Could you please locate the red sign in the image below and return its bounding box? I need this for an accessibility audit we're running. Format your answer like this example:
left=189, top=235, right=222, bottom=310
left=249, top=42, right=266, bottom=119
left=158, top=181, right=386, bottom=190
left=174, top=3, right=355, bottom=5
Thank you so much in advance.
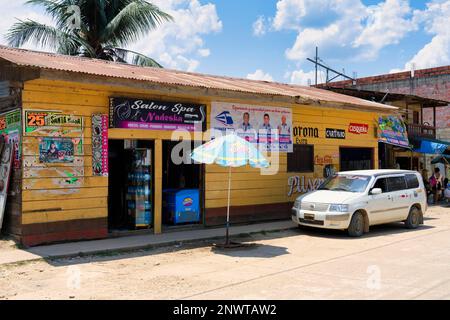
left=348, top=123, right=369, bottom=134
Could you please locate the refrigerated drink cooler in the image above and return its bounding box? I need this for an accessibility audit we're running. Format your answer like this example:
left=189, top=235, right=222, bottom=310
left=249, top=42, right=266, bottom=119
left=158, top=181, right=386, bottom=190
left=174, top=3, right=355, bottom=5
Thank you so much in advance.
left=127, top=148, right=152, bottom=228
left=162, top=189, right=200, bottom=225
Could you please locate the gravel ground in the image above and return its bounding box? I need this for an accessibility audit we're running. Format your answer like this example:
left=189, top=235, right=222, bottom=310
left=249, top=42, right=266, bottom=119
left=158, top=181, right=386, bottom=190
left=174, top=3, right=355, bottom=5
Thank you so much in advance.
left=0, top=204, right=449, bottom=300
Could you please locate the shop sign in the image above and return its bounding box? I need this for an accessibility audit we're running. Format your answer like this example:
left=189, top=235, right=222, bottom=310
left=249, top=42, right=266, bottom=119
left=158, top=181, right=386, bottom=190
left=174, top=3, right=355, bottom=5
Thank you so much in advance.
left=323, top=164, right=336, bottom=178
left=39, top=137, right=74, bottom=163
left=109, top=97, right=206, bottom=132
left=314, top=155, right=333, bottom=166
left=293, top=126, right=319, bottom=138
left=0, top=109, right=21, bottom=169
left=326, top=128, right=346, bottom=139
left=288, top=176, right=325, bottom=196
left=348, top=123, right=368, bottom=135
left=377, top=115, right=409, bottom=148
left=24, top=110, right=83, bottom=136
left=211, top=102, right=293, bottom=152
left=92, top=114, right=108, bottom=176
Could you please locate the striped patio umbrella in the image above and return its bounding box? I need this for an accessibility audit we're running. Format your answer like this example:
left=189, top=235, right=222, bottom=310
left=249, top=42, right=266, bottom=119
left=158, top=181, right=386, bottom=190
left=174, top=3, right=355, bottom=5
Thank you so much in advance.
left=191, top=133, right=270, bottom=245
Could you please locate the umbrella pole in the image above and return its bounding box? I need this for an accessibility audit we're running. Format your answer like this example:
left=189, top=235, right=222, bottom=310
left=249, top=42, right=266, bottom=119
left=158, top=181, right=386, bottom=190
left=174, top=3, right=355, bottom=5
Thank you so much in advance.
left=226, top=166, right=231, bottom=245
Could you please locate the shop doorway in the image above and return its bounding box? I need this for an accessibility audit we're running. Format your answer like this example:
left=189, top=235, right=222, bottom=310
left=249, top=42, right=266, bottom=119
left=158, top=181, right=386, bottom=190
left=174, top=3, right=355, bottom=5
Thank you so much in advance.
left=340, top=147, right=374, bottom=171
left=108, top=140, right=154, bottom=231
left=396, top=156, right=419, bottom=170
left=162, top=140, right=204, bottom=228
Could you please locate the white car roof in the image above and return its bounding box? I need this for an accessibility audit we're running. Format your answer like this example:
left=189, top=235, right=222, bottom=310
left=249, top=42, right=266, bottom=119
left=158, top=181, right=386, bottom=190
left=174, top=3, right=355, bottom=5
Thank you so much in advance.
left=337, top=169, right=419, bottom=177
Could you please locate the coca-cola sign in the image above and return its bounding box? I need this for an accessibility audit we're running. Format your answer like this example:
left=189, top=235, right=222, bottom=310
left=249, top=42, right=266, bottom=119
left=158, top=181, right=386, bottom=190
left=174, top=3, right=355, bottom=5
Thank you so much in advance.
left=348, top=123, right=369, bottom=134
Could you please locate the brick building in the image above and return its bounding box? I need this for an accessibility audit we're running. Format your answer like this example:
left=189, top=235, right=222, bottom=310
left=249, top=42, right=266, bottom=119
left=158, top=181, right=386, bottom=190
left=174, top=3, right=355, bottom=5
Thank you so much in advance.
left=321, top=66, right=450, bottom=142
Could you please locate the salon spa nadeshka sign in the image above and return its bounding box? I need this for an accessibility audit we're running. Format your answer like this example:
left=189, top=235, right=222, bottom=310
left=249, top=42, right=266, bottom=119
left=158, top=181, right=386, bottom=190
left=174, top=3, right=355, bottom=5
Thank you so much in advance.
left=109, top=98, right=206, bottom=132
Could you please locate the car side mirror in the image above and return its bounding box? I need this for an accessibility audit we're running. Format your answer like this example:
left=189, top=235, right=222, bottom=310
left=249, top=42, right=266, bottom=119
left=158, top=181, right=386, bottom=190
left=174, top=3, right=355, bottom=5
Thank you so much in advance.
left=370, top=188, right=382, bottom=195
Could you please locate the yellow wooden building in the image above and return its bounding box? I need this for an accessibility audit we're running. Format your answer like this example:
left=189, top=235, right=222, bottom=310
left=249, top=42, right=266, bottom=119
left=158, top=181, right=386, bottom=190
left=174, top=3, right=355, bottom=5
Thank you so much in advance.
left=0, top=46, right=397, bottom=246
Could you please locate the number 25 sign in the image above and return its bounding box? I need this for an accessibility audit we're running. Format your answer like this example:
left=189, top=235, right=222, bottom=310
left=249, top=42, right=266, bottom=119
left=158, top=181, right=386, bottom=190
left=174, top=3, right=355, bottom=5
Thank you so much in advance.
left=26, top=112, right=47, bottom=127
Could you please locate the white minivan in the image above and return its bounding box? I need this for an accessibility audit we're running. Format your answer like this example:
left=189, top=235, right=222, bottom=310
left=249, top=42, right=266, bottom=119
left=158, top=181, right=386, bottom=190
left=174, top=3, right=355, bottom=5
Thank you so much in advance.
left=291, top=170, right=427, bottom=237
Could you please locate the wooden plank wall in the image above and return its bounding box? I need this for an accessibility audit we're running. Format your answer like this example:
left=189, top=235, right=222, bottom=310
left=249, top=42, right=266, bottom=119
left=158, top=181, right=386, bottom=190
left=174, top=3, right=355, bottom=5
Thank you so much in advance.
left=19, top=78, right=210, bottom=245
left=21, top=80, right=110, bottom=245
left=20, top=78, right=383, bottom=244
left=204, top=104, right=381, bottom=225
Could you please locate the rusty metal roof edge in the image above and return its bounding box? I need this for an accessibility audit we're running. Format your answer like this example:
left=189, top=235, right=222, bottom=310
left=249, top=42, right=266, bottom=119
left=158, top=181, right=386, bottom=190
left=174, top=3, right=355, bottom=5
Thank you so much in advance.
left=39, top=68, right=399, bottom=113
left=0, top=45, right=398, bottom=111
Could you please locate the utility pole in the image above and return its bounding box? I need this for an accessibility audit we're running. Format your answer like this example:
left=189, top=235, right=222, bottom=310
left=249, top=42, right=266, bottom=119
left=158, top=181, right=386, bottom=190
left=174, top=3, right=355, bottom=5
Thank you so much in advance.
left=307, top=47, right=356, bottom=86
left=315, top=46, right=318, bottom=86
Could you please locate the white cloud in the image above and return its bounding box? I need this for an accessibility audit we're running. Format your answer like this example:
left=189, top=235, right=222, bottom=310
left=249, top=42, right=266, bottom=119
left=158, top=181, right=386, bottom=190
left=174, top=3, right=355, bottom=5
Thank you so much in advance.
left=273, top=0, right=368, bottom=63
left=405, top=0, right=450, bottom=69
left=198, top=48, right=210, bottom=57
left=389, top=68, right=404, bottom=74
left=1, top=0, right=222, bottom=72
left=0, top=1, right=53, bottom=49
left=130, top=0, right=222, bottom=71
left=353, top=0, right=417, bottom=59
left=273, top=0, right=336, bottom=31
left=271, top=0, right=417, bottom=65
left=288, top=69, right=325, bottom=86
left=253, top=16, right=267, bottom=37
left=246, top=69, right=274, bottom=82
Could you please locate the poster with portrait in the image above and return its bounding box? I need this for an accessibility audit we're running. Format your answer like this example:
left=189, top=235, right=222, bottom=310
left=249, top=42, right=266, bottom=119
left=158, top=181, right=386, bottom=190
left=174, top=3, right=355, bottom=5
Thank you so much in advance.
left=39, top=137, right=74, bottom=163
left=211, top=102, right=293, bottom=152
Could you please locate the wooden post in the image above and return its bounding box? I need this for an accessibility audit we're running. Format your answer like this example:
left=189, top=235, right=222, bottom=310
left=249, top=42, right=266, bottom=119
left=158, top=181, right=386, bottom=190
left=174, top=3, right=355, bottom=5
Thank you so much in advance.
left=154, top=139, right=162, bottom=234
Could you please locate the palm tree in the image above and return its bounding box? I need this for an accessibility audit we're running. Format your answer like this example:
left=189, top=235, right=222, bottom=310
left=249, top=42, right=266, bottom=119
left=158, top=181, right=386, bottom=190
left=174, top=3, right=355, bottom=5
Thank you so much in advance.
left=6, top=0, right=173, bottom=67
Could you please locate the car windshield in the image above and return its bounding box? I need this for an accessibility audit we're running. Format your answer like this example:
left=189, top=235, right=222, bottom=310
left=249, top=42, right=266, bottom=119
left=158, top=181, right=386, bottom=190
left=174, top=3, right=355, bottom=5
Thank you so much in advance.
left=318, top=175, right=370, bottom=193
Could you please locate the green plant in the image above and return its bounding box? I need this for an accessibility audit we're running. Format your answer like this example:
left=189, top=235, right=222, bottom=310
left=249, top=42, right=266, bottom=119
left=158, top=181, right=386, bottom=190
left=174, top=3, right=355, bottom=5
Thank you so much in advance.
left=6, top=0, right=173, bottom=67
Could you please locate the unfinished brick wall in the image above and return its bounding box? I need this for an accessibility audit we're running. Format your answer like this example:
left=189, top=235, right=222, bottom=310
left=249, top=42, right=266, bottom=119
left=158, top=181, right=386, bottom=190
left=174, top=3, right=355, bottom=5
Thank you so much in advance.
left=326, top=66, right=450, bottom=133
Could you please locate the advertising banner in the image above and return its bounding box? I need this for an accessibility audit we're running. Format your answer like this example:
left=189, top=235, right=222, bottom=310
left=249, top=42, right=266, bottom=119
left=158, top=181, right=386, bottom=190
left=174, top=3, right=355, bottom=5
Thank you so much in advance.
left=0, top=143, right=14, bottom=231
left=39, top=137, right=74, bottom=163
left=24, top=110, right=83, bottom=136
left=92, top=114, right=109, bottom=176
left=211, top=102, right=293, bottom=152
left=378, top=115, right=409, bottom=148
left=109, top=97, right=206, bottom=132
left=0, top=109, right=21, bottom=169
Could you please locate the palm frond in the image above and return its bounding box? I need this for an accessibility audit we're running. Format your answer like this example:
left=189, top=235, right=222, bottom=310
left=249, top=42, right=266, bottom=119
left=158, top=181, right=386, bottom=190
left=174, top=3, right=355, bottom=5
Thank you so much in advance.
left=25, top=0, right=77, bottom=29
left=109, top=47, right=163, bottom=67
left=100, top=0, right=173, bottom=46
left=6, top=19, right=79, bottom=51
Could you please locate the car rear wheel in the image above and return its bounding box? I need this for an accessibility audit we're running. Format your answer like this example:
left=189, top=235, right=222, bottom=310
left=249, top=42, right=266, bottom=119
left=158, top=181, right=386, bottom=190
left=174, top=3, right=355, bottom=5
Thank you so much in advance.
left=405, top=206, right=422, bottom=229
left=348, top=211, right=365, bottom=237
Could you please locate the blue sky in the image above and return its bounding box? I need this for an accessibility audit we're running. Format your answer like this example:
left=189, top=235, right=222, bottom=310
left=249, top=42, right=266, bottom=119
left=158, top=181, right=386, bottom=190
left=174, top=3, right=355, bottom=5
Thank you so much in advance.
left=2, top=0, right=450, bottom=85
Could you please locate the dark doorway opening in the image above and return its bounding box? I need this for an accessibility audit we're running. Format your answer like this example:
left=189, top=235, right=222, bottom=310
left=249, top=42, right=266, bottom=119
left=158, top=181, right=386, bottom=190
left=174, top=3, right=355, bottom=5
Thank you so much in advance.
left=162, top=140, right=204, bottom=227
left=340, top=147, right=374, bottom=171
left=108, top=139, right=154, bottom=231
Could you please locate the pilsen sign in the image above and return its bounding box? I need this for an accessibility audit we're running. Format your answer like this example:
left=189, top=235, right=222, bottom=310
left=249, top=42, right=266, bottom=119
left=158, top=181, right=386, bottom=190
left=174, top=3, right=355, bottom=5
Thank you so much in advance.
left=109, top=97, right=206, bottom=132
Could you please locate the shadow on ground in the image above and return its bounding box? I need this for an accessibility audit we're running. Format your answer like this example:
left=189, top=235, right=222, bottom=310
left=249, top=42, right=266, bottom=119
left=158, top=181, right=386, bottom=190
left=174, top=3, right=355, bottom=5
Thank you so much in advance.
left=295, top=222, right=434, bottom=239
left=3, top=215, right=439, bottom=268
left=211, top=243, right=289, bottom=258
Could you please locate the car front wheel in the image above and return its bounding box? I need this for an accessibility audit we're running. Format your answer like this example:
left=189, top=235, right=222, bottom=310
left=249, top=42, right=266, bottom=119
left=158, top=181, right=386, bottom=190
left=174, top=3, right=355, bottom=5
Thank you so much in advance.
left=348, top=211, right=365, bottom=237
left=405, top=206, right=422, bottom=229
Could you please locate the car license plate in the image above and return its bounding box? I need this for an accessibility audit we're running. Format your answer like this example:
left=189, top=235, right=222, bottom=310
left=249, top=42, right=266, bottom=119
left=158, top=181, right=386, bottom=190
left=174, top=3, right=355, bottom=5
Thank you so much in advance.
left=304, top=213, right=315, bottom=220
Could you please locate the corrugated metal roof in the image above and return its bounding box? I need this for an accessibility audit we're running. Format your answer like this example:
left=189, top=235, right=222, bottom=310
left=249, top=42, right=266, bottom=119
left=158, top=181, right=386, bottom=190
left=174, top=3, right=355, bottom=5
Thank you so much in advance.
left=0, top=45, right=396, bottom=111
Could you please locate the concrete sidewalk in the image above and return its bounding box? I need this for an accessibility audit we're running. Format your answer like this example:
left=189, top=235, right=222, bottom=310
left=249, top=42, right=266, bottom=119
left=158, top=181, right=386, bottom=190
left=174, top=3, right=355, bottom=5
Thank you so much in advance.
left=0, top=220, right=295, bottom=265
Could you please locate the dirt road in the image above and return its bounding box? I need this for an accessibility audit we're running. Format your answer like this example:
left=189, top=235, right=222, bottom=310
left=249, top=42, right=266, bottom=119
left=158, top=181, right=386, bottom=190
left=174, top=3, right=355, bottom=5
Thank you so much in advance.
left=1, top=205, right=449, bottom=300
